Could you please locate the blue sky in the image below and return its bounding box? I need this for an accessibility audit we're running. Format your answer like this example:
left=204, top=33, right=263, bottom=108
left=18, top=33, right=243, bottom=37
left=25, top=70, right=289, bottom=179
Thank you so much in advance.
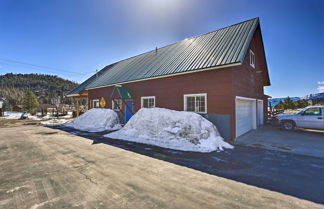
left=0, top=0, right=323, bottom=98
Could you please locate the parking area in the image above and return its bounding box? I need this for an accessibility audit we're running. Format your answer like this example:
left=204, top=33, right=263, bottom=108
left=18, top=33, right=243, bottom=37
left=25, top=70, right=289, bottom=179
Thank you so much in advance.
left=2, top=125, right=323, bottom=209
left=235, top=125, right=324, bottom=158
left=53, top=124, right=324, bottom=204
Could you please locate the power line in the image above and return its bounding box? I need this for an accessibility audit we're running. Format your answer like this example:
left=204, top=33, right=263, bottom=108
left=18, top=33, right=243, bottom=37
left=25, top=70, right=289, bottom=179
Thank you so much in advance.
left=0, top=57, right=96, bottom=75
left=0, top=61, right=95, bottom=77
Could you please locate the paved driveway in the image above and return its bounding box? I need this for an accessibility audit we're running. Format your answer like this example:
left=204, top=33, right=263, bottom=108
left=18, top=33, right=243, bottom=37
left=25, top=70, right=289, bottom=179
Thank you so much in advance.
left=235, top=125, right=324, bottom=158
left=2, top=125, right=322, bottom=209
left=53, top=125, right=324, bottom=204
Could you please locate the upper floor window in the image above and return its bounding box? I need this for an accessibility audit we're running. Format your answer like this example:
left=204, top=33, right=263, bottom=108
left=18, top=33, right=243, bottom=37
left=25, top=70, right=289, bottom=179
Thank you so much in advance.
left=184, top=93, right=207, bottom=113
left=112, top=99, right=122, bottom=111
left=250, top=49, right=255, bottom=69
left=92, top=99, right=99, bottom=108
left=141, top=96, right=155, bottom=108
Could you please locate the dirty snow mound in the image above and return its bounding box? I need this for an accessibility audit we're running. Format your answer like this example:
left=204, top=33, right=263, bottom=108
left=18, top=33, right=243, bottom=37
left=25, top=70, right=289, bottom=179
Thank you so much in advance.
left=64, top=108, right=121, bottom=132
left=105, top=108, right=233, bottom=152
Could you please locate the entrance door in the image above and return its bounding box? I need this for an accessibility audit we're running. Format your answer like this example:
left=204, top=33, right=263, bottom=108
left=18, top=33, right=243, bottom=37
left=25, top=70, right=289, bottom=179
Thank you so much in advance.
left=125, top=100, right=134, bottom=123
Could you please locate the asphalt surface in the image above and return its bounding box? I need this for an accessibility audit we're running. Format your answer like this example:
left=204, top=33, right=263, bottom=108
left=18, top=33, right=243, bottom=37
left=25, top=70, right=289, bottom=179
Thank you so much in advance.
left=3, top=125, right=323, bottom=209
left=235, top=125, right=324, bottom=158
left=52, top=125, right=324, bottom=204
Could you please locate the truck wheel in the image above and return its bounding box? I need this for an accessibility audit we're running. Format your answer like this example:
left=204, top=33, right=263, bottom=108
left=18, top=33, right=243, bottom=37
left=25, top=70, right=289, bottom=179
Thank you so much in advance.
left=281, top=121, right=295, bottom=131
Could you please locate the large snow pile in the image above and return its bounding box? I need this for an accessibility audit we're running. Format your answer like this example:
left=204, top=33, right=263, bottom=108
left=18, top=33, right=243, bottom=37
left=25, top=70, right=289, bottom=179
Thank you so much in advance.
left=64, top=108, right=121, bottom=132
left=105, top=108, right=233, bottom=152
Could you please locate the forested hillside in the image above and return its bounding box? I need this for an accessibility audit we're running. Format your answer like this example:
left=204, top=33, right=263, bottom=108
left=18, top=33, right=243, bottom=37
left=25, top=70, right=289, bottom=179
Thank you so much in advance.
left=0, top=73, right=78, bottom=109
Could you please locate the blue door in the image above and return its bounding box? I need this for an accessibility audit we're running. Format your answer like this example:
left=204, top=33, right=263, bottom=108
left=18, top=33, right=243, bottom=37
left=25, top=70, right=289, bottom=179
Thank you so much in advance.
left=125, top=101, right=134, bottom=122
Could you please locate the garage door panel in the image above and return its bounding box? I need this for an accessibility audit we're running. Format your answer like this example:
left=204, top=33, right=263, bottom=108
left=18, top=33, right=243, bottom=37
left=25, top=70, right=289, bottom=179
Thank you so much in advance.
left=236, top=99, right=255, bottom=137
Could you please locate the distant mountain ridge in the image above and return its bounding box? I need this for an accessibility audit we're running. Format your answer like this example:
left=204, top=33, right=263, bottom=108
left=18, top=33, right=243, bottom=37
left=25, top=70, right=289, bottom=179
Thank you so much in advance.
left=0, top=73, right=78, bottom=108
left=269, top=92, right=324, bottom=106
left=302, top=92, right=324, bottom=100
left=269, top=97, right=300, bottom=107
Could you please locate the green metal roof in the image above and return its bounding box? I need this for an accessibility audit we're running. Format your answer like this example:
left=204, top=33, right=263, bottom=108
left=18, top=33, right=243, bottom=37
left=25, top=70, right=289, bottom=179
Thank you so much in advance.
left=68, top=18, right=259, bottom=96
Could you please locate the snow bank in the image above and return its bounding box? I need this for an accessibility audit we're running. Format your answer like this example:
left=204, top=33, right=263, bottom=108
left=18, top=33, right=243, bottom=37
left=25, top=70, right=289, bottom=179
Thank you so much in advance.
left=105, top=108, right=233, bottom=152
left=64, top=108, right=121, bottom=132
left=2, top=111, right=23, bottom=119
left=2, top=111, right=43, bottom=120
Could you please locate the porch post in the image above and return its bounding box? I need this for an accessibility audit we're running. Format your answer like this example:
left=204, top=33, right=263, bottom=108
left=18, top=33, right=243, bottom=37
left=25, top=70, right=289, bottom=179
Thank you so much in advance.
left=76, top=98, right=80, bottom=117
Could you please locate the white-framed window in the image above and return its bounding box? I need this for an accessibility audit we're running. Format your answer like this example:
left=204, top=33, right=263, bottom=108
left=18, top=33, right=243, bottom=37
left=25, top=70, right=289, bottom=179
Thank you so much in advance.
left=141, top=96, right=155, bottom=108
left=92, top=99, right=99, bottom=108
left=250, top=49, right=255, bottom=68
left=112, top=99, right=122, bottom=111
left=184, top=93, right=207, bottom=113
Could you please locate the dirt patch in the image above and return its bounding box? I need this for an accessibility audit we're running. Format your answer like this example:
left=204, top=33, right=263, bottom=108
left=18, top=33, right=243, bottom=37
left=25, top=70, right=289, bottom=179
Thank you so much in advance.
left=0, top=118, right=42, bottom=127
left=153, top=153, right=167, bottom=160
left=271, top=144, right=292, bottom=151
left=252, top=143, right=265, bottom=148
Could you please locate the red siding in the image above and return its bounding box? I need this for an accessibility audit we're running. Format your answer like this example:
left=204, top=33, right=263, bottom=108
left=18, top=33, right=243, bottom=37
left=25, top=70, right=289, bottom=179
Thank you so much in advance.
left=87, top=27, right=269, bottom=139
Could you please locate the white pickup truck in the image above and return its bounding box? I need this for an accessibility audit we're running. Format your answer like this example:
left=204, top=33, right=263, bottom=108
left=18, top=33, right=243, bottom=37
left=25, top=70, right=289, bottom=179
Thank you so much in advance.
left=272, top=106, right=324, bottom=131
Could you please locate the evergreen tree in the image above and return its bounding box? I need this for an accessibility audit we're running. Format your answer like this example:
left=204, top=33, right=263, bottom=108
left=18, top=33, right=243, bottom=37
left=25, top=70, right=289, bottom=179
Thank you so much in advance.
left=0, top=73, right=78, bottom=109
left=296, top=99, right=308, bottom=108
left=283, top=97, right=296, bottom=110
left=23, top=91, right=39, bottom=113
left=277, top=101, right=284, bottom=109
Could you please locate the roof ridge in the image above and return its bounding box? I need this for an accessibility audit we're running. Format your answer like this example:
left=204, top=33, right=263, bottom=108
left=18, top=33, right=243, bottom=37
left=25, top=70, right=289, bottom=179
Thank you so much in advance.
left=98, top=17, right=259, bottom=72
left=185, top=17, right=259, bottom=41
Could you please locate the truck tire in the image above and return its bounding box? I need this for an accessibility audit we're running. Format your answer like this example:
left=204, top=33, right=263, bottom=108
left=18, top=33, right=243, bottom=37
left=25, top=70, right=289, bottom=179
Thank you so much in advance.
left=281, top=120, right=295, bottom=131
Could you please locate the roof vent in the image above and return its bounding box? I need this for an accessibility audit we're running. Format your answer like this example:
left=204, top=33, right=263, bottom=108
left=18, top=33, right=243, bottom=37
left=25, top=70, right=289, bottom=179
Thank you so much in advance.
left=155, top=47, right=157, bottom=55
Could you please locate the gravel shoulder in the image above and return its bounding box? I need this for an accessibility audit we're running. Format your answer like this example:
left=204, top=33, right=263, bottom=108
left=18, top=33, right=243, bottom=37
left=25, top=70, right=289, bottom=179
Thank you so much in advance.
left=0, top=125, right=323, bottom=209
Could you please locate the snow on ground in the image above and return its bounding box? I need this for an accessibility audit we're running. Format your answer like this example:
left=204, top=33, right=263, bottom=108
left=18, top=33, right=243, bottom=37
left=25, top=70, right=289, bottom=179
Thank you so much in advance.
left=27, top=114, right=42, bottom=120
left=61, top=112, right=73, bottom=119
left=64, top=108, right=121, bottom=132
left=43, top=111, right=73, bottom=119
left=42, top=114, right=56, bottom=119
left=2, top=111, right=43, bottom=120
left=1, top=111, right=70, bottom=121
left=105, top=108, right=233, bottom=153
left=2, top=111, right=23, bottom=119
left=41, top=119, right=71, bottom=126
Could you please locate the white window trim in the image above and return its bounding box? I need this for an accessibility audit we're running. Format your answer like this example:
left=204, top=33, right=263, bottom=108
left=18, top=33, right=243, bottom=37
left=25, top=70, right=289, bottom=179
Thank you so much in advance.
left=250, top=49, right=255, bottom=69
left=92, top=99, right=99, bottom=108
left=112, top=99, right=121, bottom=111
left=183, top=93, right=207, bottom=114
left=141, top=96, right=156, bottom=108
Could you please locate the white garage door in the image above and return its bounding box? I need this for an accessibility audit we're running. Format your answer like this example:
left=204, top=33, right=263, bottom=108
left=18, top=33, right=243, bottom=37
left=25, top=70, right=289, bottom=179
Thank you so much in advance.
left=236, top=98, right=256, bottom=137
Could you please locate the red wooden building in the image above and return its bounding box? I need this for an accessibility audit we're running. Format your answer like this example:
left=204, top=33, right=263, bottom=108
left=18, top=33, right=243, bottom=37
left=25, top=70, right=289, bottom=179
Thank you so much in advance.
left=68, top=18, right=270, bottom=140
